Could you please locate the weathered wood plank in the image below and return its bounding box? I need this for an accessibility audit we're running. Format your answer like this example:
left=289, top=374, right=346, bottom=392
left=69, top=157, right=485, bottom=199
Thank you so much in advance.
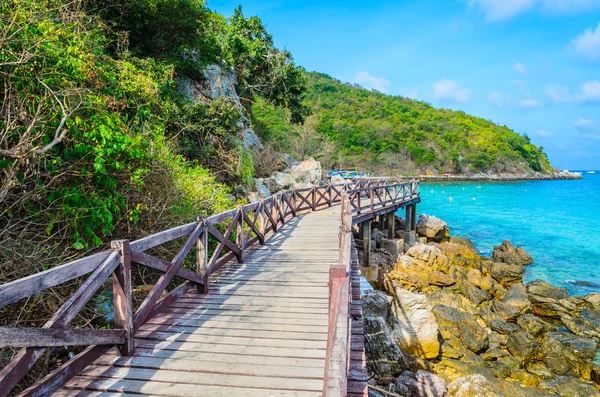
left=130, top=222, right=196, bottom=252
left=0, top=251, right=112, bottom=309
left=0, top=251, right=119, bottom=395
left=133, top=222, right=203, bottom=331
left=79, top=365, right=324, bottom=391
left=130, top=251, right=203, bottom=284
left=64, top=377, right=322, bottom=397
left=0, top=328, right=125, bottom=348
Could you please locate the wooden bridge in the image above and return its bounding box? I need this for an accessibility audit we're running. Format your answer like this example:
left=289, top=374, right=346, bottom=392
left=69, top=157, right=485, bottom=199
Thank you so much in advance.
left=0, top=180, right=420, bottom=397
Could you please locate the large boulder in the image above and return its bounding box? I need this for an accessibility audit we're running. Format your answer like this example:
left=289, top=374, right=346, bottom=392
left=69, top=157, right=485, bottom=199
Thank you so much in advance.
left=263, top=172, right=295, bottom=192
left=405, top=244, right=450, bottom=271
left=284, top=157, right=322, bottom=185
left=506, top=330, right=541, bottom=361
left=541, top=332, right=597, bottom=377
left=390, top=289, right=440, bottom=359
left=364, top=315, right=411, bottom=378
left=330, top=175, right=345, bottom=185
left=253, top=178, right=271, bottom=199
left=363, top=290, right=392, bottom=318
left=433, top=305, right=488, bottom=353
left=392, top=370, right=447, bottom=397
left=490, top=262, right=525, bottom=286
left=416, top=215, right=450, bottom=242
left=492, top=240, right=533, bottom=265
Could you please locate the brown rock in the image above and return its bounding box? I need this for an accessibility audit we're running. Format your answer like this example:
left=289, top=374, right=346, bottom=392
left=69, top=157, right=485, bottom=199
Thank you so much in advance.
left=492, top=240, right=533, bottom=265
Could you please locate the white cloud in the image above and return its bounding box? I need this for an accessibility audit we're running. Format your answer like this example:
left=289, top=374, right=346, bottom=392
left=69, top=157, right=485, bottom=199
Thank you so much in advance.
left=351, top=72, right=391, bottom=93
left=467, top=0, right=599, bottom=21
left=583, top=134, right=600, bottom=140
left=537, top=130, right=553, bottom=137
left=489, top=92, right=512, bottom=107
left=544, top=81, right=600, bottom=103
left=579, top=80, right=600, bottom=102
left=574, top=118, right=595, bottom=129
left=433, top=79, right=472, bottom=103
left=513, top=62, right=528, bottom=74
left=519, top=98, right=541, bottom=108
left=570, top=23, right=600, bottom=61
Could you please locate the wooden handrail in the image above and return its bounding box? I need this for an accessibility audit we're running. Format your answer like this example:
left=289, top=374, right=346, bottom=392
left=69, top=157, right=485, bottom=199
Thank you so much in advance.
left=0, top=178, right=420, bottom=397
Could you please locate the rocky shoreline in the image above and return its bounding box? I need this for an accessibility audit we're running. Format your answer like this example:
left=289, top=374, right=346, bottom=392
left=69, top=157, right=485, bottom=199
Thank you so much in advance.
left=358, top=215, right=600, bottom=397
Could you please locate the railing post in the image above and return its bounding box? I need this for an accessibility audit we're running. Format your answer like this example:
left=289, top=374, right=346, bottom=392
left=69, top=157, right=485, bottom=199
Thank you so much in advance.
left=311, top=186, right=317, bottom=211
left=110, top=240, right=134, bottom=356
left=236, top=206, right=245, bottom=263
left=196, top=217, right=208, bottom=293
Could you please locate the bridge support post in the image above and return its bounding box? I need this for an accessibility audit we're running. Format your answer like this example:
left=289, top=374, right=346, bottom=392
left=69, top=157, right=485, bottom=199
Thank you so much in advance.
left=111, top=240, right=134, bottom=356
left=386, top=212, right=396, bottom=238
left=196, top=217, right=208, bottom=294
left=361, top=220, right=372, bottom=266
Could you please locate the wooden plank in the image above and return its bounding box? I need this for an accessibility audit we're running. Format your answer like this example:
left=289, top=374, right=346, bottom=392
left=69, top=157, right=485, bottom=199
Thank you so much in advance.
left=149, top=307, right=328, bottom=320
left=130, top=222, right=196, bottom=252
left=133, top=222, right=203, bottom=331
left=111, top=240, right=133, bottom=356
left=135, top=330, right=324, bottom=349
left=0, top=251, right=112, bottom=309
left=0, top=328, right=124, bottom=348
left=130, top=251, right=203, bottom=284
left=16, top=345, right=110, bottom=397
left=64, top=377, right=322, bottom=397
left=137, top=323, right=328, bottom=341
left=79, top=365, right=324, bottom=391
left=145, top=317, right=326, bottom=333
left=0, top=251, right=119, bottom=396
left=133, top=339, right=327, bottom=359
left=151, top=312, right=328, bottom=326
left=168, top=302, right=328, bottom=314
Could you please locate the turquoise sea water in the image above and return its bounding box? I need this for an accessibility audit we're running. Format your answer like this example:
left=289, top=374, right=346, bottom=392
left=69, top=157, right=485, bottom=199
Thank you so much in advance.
left=411, top=173, right=600, bottom=296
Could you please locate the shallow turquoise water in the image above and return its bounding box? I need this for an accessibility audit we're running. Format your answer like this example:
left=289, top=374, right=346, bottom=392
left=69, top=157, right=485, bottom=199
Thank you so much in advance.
left=409, top=173, right=600, bottom=296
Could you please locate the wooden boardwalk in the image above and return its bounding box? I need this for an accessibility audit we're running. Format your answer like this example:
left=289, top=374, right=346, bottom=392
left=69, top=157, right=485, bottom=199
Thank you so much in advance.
left=1, top=180, right=419, bottom=397
left=55, top=210, right=343, bottom=396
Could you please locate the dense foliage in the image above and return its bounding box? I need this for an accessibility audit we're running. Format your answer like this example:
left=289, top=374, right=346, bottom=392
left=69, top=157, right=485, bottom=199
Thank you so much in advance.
left=254, top=73, right=553, bottom=175
left=0, top=0, right=305, bottom=257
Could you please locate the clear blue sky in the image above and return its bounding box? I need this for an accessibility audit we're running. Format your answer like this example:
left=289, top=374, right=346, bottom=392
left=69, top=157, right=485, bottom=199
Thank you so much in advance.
left=211, top=0, right=600, bottom=170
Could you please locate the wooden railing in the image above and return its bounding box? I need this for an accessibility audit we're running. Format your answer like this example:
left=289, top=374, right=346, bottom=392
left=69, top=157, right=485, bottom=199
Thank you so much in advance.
left=0, top=179, right=419, bottom=397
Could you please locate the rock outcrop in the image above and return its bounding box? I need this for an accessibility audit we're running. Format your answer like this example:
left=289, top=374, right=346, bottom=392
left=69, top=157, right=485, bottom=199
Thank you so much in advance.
left=360, top=222, right=600, bottom=396
left=178, top=63, right=263, bottom=150
left=416, top=214, right=450, bottom=242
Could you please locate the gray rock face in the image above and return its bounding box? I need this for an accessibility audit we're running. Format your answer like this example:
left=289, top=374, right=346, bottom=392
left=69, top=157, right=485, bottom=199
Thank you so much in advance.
left=490, top=262, right=525, bottom=285
left=492, top=240, right=533, bottom=265
left=416, top=214, right=449, bottom=242
left=330, top=175, right=345, bottom=184
left=263, top=172, right=295, bottom=192
left=392, top=370, right=447, bottom=397
left=506, top=330, right=541, bottom=361
left=177, top=63, right=263, bottom=150
left=364, top=316, right=410, bottom=378
left=363, top=290, right=392, bottom=319
left=284, top=157, right=322, bottom=185
left=253, top=178, right=271, bottom=199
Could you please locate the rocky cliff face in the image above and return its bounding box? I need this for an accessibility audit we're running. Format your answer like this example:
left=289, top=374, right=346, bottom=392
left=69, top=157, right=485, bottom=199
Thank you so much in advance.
left=177, top=63, right=263, bottom=150
left=362, top=216, right=600, bottom=397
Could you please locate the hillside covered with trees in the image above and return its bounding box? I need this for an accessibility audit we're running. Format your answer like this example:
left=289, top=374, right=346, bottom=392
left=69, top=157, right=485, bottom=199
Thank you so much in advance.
left=253, top=72, right=553, bottom=175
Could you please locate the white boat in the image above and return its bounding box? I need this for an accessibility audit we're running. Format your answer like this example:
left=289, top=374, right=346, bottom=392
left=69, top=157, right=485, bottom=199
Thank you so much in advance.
left=588, top=171, right=596, bottom=174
